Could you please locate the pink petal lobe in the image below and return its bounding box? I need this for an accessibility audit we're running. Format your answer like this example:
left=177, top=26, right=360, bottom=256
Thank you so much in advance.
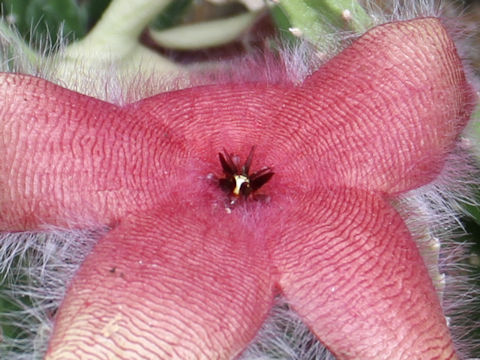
left=0, top=74, right=175, bottom=230
left=269, top=187, right=456, bottom=359
left=131, top=18, right=476, bottom=199
left=291, top=18, right=475, bottom=194
left=46, top=198, right=273, bottom=359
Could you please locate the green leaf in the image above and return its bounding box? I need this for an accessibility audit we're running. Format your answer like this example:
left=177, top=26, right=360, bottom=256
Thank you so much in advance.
left=151, top=0, right=193, bottom=30
left=86, top=0, right=112, bottom=28
left=1, top=0, right=88, bottom=45
left=269, top=5, right=297, bottom=44
left=0, top=296, right=24, bottom=340
left=273, top=0, right=373, bottom=45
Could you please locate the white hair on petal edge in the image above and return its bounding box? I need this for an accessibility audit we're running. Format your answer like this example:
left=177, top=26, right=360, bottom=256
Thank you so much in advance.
left=396, top=139, right=480, bottom=358
left=359, top=0, right=443, bottom=23
left=1, top=0, right=479, bottom=359
left=0, top=17, right=67, bottom=80
left=0, top=229, right=103, bottom=359
left=240, top=297, right=336, bottom=360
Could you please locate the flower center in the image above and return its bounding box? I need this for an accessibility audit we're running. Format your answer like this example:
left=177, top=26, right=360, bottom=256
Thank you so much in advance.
left=218, top=146, right=274, bottom=199
left=232, top=174, right=250, bottom=196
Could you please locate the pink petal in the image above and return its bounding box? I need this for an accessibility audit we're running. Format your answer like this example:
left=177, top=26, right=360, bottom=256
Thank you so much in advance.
left=132, top=18, right=475, bottom=199
left=268, top=187, right=456, bottom=359
left=290, top=18, right=475, bottom=194
left=0, top=74, right=179, bottom=230
left=0, top=16, right=474, bottom=359
left=46, top=198, right=273, bottom=359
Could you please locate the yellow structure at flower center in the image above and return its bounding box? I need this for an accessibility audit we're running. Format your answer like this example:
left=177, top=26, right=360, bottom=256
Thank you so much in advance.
left=233, top=174, right=250, bottom=197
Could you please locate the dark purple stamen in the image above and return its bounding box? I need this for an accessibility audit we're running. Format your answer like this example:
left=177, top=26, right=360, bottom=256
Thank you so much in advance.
left=218, top=146, right=274, bottom=198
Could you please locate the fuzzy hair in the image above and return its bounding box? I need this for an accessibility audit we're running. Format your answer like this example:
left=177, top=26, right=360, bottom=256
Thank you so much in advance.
left=0, top=0, right=479, bottom=359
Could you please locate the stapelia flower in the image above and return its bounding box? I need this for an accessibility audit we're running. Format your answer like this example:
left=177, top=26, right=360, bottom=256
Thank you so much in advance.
left=0, top=17, right=476, bottom=359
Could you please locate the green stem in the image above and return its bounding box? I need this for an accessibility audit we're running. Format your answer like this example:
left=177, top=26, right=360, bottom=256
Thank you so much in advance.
left=149, top=11, right=260, bottom=50
left=276, top=0, right=373, bottom=44
left=87, top=0, right=172, bottom=43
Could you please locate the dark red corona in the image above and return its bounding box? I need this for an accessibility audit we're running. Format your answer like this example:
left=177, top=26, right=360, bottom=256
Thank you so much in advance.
left=218, top=146, right=274, bottom=198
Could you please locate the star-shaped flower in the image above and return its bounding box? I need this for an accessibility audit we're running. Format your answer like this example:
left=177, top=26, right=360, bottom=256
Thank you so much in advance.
left=0, top=17, right=476, bottom=359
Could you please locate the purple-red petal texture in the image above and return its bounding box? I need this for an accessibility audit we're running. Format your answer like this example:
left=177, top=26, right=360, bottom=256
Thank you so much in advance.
left=45, top=202, right=273, bottom=359
left=268, top=187, right=456, bottom=359
left=0, top=74, right=177, bottom=230
left=297, top=18, right=475, bottom=194
left=0, top=17, right=475, bottom=360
